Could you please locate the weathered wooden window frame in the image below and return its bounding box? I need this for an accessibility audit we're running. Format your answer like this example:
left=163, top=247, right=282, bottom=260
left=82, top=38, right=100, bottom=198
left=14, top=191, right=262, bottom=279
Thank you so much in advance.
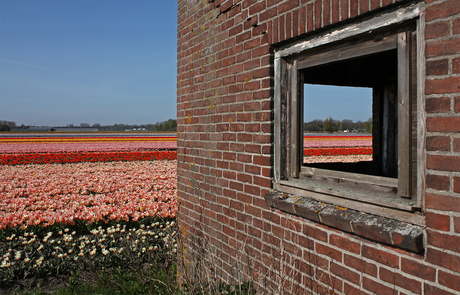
left=273, top=3, right=426, bottom=225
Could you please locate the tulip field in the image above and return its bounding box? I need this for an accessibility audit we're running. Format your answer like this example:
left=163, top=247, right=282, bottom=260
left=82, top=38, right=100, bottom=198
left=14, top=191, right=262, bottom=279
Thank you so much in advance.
left=0, top=132, right=370, bottom=291
left=0, top=133, right=179, bottom=287
left=303, top=134, right=372, bottom=163
left=0, top=133, right=370, bottom=231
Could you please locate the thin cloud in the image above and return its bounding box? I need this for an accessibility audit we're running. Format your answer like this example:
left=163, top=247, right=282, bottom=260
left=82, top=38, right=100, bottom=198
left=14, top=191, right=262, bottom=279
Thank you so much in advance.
left=0, top=58, right=88, bottom=78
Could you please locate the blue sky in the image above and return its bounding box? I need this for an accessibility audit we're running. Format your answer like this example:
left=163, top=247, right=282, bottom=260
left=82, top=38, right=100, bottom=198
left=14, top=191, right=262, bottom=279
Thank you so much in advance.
left=304, top=84, right=373, bottom=123
left=0, top=0, right=177, bottom=126
left=0, top=1, right=372, bottom=127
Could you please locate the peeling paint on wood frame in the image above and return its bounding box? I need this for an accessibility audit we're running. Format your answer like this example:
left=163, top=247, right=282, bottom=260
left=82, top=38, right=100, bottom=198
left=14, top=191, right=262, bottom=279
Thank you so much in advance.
left=274, top=2, right=425, bottom=59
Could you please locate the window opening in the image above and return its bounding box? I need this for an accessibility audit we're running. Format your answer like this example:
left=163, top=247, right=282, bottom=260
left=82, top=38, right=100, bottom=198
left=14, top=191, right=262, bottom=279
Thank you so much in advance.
left=303, top=84, right=373, bottom=165
left=302, top=49, right=398, bottom=178
left=273, top=3, right=426, bottom=221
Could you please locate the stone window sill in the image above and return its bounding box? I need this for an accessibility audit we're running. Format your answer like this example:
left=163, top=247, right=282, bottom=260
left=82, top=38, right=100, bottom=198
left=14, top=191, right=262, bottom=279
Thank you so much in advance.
left=265, top=191, right=425, bottom=253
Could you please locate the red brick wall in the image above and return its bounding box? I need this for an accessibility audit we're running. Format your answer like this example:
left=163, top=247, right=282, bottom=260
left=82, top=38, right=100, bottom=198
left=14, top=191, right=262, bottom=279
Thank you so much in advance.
left=177, top=0, right=460, bottom=293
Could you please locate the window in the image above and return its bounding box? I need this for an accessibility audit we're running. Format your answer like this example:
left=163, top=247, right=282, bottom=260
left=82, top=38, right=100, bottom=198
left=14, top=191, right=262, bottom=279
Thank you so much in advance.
left=273, top=3, right=426, bottom=224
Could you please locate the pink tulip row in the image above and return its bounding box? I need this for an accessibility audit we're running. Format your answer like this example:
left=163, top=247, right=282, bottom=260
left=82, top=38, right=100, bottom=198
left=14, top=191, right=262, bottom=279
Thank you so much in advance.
left=304, top=140, right=372, bottom=148
left=0, top=141, right=177, bottom=154
left=0, top=160, right=177, bottom=230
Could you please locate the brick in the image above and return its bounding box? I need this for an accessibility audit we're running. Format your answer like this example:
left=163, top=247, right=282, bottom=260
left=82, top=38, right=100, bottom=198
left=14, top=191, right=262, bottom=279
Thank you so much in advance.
left=292, top=9, right=298, bottom=37
left=455, top=216, right=460, bottom=233
left=252, top=67, right=270, bottom=79
left=426, top=21, right=450, bottom=40
left=245, top=143, right=261, bottom=153
left=359, top=0, right=369, bottom=14
left=236, top=31, right=251, bottom=43
left=350, top=0, right=358, bottom=18
left=427, top=96, right=450, bottom=113
left=285, top=11, right=292, bottom=40
left=307, top=3, right=313, bottom=32
left=344, top=282, right=371, bottom=295
left=454, top=18, right=460, bottom=35
left=453, top=137, right=460, bottom=152
left=249, top=1, right=266, bottom=15
left=362, top=245, right=399, bottom=268
left=455, top=176, right=460, bottom=193
left=426, top=174, right=450, bottom=191
left=363, top=277, right=396, bottom=295
left=295, top=234, right=314, bottom=250
left=341, top=0, right=348, bottom=20
left=330, top=262, right=360, bottom=285
left=244, top=184, right=260, bottom=196
left=426, top=136, right=450, bottom=151
left=228, top=44, right=243, bottom=56
left=237, top=172, right=252, bottom=183
left=379, top=267, right=422, bottom=294
left=323, top=0, right=331, bottom=26
left=253, top=175, right=271, bottom=187
left=424, top=284, right=458, bottom=295
left=229, top=24, right=243, bottom=37
left=439, top=270, right=460, bottom=292
left=426, top=76, right=460, bottom=94
left=280, top=216, right=302, bottom=232
left=331, top=0, right=339, bottom=23
left=244, top=37, right=260, bottom=50
left=426, top=247, right=460, bottom=273
left=401, top=257, right=436, bottom=282
left=344, top=254, right=377, bottom=277
left=314, top=0, right=321, bottom=29
left=229, top=83, right=244, bottom=93
left=427, top=37, right=460, bottom=58
left=427, top=155, right=460, bottom=172
left=237, top=132, right=252, bottom=142
left=426, top=0, right=460, bottom=21
left=244, top=15, right=258, bottom=30
left=428, top=117, right=460, bottom=133
left=259, top=7, right=277, bottom=22
left=253, top=155, right=270, bottom=166
left=278, top=0, right=299, bottom=14
left=279, top=14, right=285, bottom=41
left=316, top=243, right=342, bottom=262
left=272, top=224, right=286, bottom=239
left=427, top=229, right=460, bottom=253
left=426, top=193, right=460, bottom=213
left=244, top=80, right=260, bottom=90
left=303, top=223, right=328, bottom=242
left=426, top=212, right=450, bottom=231
left=453, top=57, right=460, bottom=74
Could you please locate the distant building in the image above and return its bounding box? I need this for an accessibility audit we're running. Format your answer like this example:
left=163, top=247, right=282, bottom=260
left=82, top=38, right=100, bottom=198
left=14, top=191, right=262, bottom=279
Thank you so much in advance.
left=28, top=126, right=53, bottom=131
left=53, top=127, right=99, bottom=132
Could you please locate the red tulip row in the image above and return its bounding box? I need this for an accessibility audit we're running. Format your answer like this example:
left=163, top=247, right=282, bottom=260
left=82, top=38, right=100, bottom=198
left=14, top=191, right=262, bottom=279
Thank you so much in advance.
left=304, top=147, right=373, bottom=157
left=0, top=150, right=177, bottom=166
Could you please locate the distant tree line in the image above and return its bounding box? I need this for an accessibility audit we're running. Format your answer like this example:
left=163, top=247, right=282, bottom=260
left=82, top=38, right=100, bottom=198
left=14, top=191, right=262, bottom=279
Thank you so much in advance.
left=1, top=119, right=177, bottom=132
left=0, top=120, right=16, bottom=131
left=304, top=117, right=372, bottom=133
left=97, top=119, right=177, bottom=131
